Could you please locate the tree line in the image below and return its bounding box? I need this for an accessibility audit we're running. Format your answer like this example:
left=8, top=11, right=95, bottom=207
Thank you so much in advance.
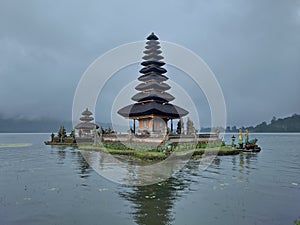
left=225, top=114, right=300, bottom=133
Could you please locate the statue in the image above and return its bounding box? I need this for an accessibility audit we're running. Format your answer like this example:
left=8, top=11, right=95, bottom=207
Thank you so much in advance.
left=238, top=129, right=243, bottom=149
left=215, top=128, right=220, bottom=138
left=51, top=133, right=55, bottom=142
left=245, top=129, right=249, bottom=144
left=231, top=135, right=236, bottom=147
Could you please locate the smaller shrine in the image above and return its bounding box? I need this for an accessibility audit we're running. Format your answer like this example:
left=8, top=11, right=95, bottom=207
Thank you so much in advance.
left=75, top=108, right=99, bottom=137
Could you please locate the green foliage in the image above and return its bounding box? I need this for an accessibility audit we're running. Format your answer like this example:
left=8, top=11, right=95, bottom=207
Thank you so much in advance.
left=196, top=141, right=223, bottom=149
left=51, top=126, right=74, bottom=143
left=294, top=219, right=300, bottom=225
left=57, top=126, right=67, bottom=142
left=196, top=142, right=207, bottom=149
left=106, top=127, right=112, bottom=134
left=53, top=137, right=60, bottom=142
left=79, top=142, right=240, bottom=160
left=69, top=129, right=75, bottom=138
left=134, top=151, right=166, bottom=160
left=97, top=127, right=116, bottom=135
left=52, top=136, right=74, bottom=143
left=227, top=114, right=300, bottom=132
left=63, top=137, right=75, bottom=143
left=79, top=145, right=167, bottom=160
left=102, top=142, right=131, bottom=150
left=98, top=126, right=105, bottom=135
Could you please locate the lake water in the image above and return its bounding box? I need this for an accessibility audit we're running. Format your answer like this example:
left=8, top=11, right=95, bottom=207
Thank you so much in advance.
left=0, top=133, right=299, bottom=225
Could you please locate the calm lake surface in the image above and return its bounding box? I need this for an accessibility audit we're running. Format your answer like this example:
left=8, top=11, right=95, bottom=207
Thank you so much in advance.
left=0, top=133, right=299, bottom=225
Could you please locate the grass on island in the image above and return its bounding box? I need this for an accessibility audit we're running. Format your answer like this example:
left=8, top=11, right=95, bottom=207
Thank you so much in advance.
left=78, top=145, right=167, bottom=160
left=78, top=142, right=239, bottom=161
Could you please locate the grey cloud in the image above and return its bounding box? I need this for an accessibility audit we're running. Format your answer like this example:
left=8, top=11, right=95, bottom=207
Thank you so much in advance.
left=0, top=0, right=299, bottom=127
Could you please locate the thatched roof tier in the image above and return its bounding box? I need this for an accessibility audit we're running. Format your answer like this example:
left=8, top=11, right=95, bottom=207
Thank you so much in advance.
left=139, top=66, right=167, bottom=74
left=145, top=43, right=160, bottom=49
left=138, top=74, right=168, bottom=82
left=135, top=82, right=170, bottom=91
left=142, top=54, right=164, bottom=61
left=80, top=116, right=94, bottom=122
left=118, top=102, right=188, bottom=119
left=132, top=90, right=175, bottom=102
left=81, top=108, right=93, bottom=116
left=141, top=60, right=165, bottom=67
left=146, top=40, right=160, bottom=45
left=143, top=49, right=162, bottom=55
left=75, top=122, right=99, bottom=130
left=145, top=45, right=160, bottom=50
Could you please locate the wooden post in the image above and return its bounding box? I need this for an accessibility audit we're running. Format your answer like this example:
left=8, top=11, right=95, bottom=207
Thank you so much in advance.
left=152, top=118, right=155, bottom=132
left=171, top=119, right=173, bottom=133
left=133, top=119, right=136, bottom=134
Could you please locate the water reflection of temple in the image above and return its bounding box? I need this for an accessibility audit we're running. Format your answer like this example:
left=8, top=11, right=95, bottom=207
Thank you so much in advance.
left=117, top=152, right=260, bottom=225
left=119, top=177, right=190, bottom=225
left=117, top=158, right=214, bottom=225
left=53, top=146, right=92, bottom=178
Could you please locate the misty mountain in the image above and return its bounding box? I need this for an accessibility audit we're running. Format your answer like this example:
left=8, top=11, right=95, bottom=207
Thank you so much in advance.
left=226, top=114, right=300, bottom=133
left=0, top=117, right=73, bottom=133
left=0, top=116, right=113, bottom=133
left=0, top=114, right=299, bottom=133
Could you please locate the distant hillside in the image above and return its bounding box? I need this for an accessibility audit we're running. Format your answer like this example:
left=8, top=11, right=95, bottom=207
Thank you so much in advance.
left=0, top=117, right=73, bottom=133
left=1, top=114, right=299, bottom=133
left=226, top=114, right=300, bottom=133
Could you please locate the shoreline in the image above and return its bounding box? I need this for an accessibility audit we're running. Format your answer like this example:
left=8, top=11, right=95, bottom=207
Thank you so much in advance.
left=44, top=141, right=77, bottom=146
left=2, top=131, right=300, bottom=134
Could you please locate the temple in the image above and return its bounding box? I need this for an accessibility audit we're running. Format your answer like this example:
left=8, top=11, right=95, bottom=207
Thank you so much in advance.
left=118, top=32, right=188, bottom=135
left=75, top=108, right=99, bottom=137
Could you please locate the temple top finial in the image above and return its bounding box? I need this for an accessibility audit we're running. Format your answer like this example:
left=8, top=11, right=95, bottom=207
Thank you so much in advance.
left=147, top=32, right=159, bottom=40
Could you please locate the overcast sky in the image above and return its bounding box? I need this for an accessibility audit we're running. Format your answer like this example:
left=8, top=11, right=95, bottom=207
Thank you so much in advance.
left=0, top=0, right=299, bottom=127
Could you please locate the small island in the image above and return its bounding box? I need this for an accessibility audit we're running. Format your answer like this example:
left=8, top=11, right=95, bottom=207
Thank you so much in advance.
left=44, top=126, right=76, bottom=146
left=45, top=33, right=261, bottom=160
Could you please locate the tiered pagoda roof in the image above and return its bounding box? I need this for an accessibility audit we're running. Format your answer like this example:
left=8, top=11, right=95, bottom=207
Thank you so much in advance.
left=118, top=32, right=188, bottom=119
left=75, top=108, right=99, bottom=130
left=135, top=81, right=170, bottom=92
